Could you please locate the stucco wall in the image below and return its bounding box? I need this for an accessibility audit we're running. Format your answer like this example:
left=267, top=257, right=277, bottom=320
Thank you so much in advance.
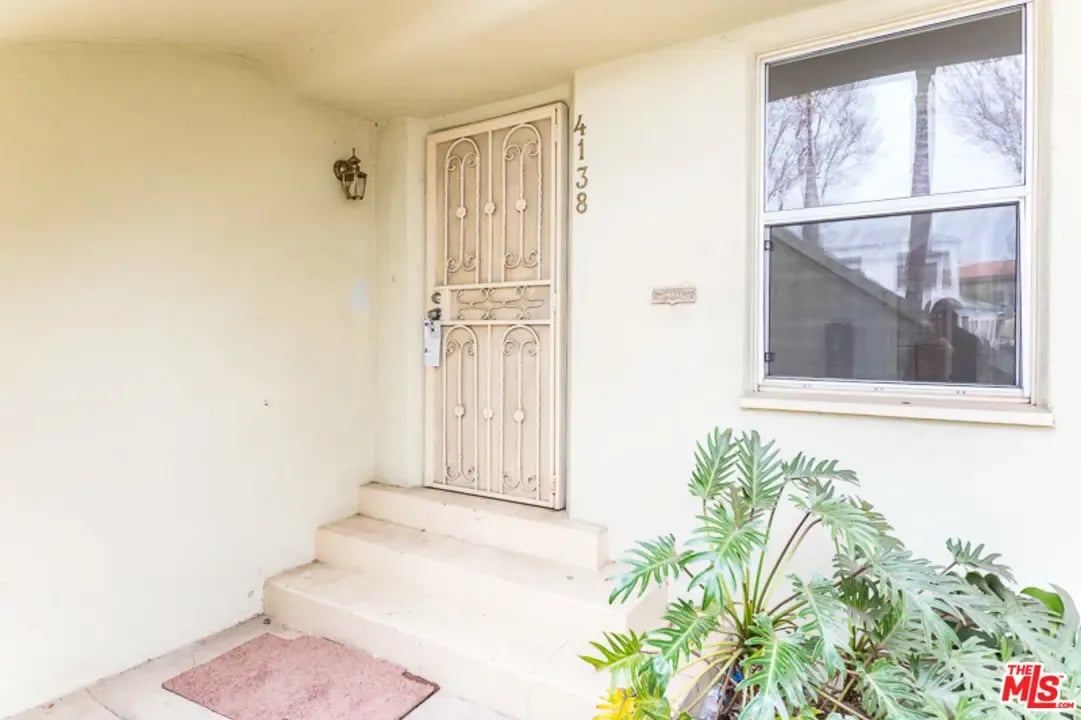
left=568, top=0, right=1078, bottom=594
left=0, top=44, right=374, bottom=716
left=372, top=117, right=428, bottom=487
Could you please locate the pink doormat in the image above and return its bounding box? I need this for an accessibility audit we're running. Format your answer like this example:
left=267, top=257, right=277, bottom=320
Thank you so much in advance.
left=163, top=633, right=438, bottom=720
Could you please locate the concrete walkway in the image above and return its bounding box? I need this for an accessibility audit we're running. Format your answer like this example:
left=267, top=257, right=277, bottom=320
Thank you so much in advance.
left=11, top=617, right=511, bottom=720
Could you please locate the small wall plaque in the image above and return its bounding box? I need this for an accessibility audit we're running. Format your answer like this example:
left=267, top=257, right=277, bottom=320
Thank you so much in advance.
left=651, top=285, right=697, bottom=306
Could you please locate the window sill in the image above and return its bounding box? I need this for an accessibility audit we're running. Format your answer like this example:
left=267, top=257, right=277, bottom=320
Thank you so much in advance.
left=741, top=391, right=1054, bottom=427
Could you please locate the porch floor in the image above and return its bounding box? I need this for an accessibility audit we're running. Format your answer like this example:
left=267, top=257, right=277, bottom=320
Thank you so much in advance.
left=12, top=616, right=512, bottom=720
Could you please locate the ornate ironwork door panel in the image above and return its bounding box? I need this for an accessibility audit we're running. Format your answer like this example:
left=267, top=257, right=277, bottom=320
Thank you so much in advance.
left=424, top=104, right=566, bottom=509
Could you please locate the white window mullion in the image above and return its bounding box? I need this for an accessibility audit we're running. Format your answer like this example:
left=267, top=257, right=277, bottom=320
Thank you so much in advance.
left=763, top=185, right=1028, bottom=228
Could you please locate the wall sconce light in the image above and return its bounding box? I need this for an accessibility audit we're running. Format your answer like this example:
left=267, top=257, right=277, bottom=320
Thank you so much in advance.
left=333, top=148, right=367, bottom=201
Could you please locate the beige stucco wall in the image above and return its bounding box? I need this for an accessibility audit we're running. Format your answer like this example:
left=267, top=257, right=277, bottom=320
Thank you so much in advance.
left=568, top=0, right=1079, bottom=593
left=372, top=117, right=428, bottom=487
left=0, top=43, right=375, bottom=716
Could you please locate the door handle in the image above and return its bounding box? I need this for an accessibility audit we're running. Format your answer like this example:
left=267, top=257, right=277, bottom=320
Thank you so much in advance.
left=423, top=308, right=442, bottom=367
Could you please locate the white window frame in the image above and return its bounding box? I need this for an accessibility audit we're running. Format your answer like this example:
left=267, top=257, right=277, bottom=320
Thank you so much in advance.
left=751, top=0, right=1038, bottom=406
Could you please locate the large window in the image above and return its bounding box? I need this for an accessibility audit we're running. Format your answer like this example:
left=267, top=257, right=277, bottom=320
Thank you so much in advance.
left=759, top=5, right=1030, bottom=395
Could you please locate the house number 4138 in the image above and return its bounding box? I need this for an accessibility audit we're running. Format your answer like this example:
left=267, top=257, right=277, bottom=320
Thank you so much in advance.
left=573, top=114, right=588, bottom=214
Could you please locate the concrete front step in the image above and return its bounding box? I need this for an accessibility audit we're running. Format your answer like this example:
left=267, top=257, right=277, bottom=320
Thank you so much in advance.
left=356, top=483, right=609, bottom=570
left=316, top=515, right=663, bottom=636
left=265, top=563, right=606, bottom=720
left=265, top=485, right=660, bottom=718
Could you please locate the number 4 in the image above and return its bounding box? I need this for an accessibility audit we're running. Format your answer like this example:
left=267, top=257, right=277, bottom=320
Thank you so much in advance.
left=573, top=114, right=586, bottom=136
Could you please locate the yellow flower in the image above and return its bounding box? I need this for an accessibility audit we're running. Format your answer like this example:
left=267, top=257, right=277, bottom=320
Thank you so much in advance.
left=593, top=687, right=637, bottom=720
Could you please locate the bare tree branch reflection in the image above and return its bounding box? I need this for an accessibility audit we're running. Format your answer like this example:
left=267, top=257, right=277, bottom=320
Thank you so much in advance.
left=941, top=56, right=1024, bottom=176
left=766, top=83, right=879, bottom=235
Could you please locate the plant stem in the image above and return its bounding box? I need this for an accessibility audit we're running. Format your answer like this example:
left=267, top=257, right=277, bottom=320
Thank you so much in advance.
left=700, top=633, right=740, bottom=650
left=836, top=671, right=860, bottom=709
left=831, top=645, right=877, bottom=716
left=697, top=641, right=737, bottom=654
left=814, top=687, right=872, bottom=720
left=750, top=483, right=787, bottom=609
left=760, top=518, right=821, bottom=610
left=679, top=646, right=734, bottom=672
left=756, top=513, right=811, bottom=609
left=723, top=604, right=745, bottom=635
left=749, top=553, right=768, bottom=622
left=768, top=564, right=868, bottom=619
left=675, top=651, right=739, bottom=713
left=772, top=518, right=819, bottom=592
left=741, top=576, right=753, bottom=629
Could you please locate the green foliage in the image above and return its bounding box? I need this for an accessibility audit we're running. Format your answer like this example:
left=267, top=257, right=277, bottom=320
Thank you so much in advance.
left=581, top=631, right=647, bottom=681
left=609, top=534, right=690, bottom=604
left=946, top=539, right=1017, bottom=584
left=737, top=615, right=815, bottom=720
left=688, top=428, right=738, bottom=501
left=861, top=549, right=971, bottom=649
left=648, top=599, right=722, bottom=676
left=581, top=428, right=1079, bottom=720
left=630, top=670, right=676, bottom=720
left=783, top=453, right=859, bottom=486
left=856, top=661, right=930, bottom=720
left=687, top=501, right=766, bottom=607
left=792, top=483, right=894, bottom=557
left=1021, top=586, right=1065, bottom=617
left=791, top=576, right=848, bottom=676
left=736, top=432, right=786, bottom=513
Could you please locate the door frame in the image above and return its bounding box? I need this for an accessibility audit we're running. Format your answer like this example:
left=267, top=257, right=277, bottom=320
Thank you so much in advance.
left=422, top=102, right=568, bottom=509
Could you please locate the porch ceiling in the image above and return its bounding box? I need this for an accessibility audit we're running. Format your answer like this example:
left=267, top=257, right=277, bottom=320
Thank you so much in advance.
left=0, top=0, right=837, bottom=117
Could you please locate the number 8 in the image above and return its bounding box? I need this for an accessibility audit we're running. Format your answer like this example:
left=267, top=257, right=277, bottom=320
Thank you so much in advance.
left=576, top=192, right=588, bottom=214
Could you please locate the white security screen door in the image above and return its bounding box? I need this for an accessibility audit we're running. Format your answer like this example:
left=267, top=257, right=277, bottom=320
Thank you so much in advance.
left=424, top=103, right=567, bottom=508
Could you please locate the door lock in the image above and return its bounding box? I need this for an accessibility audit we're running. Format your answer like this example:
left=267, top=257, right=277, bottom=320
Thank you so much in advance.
left=423, top=308, right=442, bottom=367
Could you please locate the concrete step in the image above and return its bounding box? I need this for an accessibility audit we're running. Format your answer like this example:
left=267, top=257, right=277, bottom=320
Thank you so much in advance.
left=266, top=563, right=609, bottom=720
left=316, top=515, right=664, bottom=636
left=356, top=483, right=608, bottom=570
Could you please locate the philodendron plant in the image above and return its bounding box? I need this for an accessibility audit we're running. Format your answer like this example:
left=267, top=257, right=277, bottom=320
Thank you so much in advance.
left=582, top=429, right=1080, bottom=720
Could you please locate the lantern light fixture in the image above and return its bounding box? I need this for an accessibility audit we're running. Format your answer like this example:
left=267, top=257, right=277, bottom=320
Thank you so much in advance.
left=333, top=148, right=367, bottom=201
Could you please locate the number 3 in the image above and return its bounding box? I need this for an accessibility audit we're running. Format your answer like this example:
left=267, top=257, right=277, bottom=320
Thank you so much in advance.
left=576, top=166, right=589, bottom=189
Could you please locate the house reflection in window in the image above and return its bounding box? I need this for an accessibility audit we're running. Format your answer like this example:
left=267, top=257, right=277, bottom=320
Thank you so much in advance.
left=767, top=208, right=1017, bottom=387
left=825, top=322, right=855, bottom=379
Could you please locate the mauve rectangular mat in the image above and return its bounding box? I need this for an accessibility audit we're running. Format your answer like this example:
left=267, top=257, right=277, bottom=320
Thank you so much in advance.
left=163, top=633, right=438, bottom=720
